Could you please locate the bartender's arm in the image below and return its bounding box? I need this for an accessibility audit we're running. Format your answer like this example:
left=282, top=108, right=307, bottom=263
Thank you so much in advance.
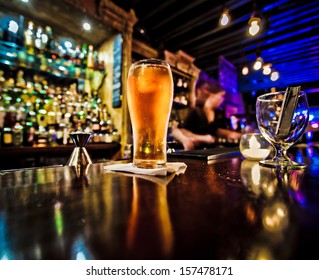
left=171, top=125, right=215, bottom=151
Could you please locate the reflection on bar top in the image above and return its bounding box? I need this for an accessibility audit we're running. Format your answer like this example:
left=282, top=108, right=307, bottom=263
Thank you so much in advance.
left=168, top=146, right=240, bottom=161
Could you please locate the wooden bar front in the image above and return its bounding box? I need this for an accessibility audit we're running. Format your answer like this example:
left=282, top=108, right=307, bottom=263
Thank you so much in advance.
left=0, top=143, right=121, bottom=170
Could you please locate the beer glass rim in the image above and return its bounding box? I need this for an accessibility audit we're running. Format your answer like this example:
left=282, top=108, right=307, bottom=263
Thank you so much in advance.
left=257, top=90, right=306, bottom=101
left=130, top=58, right=170, bottom=68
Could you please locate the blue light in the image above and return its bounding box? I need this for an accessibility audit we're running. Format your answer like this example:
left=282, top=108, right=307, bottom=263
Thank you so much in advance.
left=262, top=0, right=290, bottom=13
left=271, top=4, right=319, bottom=28
left=295, top=191, right=307, bottom=207
left=71, top=237, right=91, bottom=260
left=0, top=212, right=14, bottom=260
left=306, top=131, right=313, bottom=141
left=309, top=108, right=319, bottom=122
left=309, top=114, right=314, bottom=121
left=294, top=150, right=304, bottom=165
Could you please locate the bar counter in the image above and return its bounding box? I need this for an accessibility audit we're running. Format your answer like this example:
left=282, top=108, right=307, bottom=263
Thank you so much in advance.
left=0, top=144, right=319, bottom=260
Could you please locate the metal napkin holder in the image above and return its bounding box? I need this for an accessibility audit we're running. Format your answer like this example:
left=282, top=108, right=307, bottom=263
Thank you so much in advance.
left=275, top=86, right=300, bottom=138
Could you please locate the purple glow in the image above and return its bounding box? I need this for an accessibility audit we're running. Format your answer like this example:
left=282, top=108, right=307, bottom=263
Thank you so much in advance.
left=296, top=191, right=306, bottom=206
left=306, top=147, right=314, bottom=157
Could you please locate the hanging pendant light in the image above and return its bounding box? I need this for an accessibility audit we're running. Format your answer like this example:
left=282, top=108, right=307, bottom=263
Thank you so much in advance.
left=248, top=0, right=262, bottom=36
left=270, top=70, right=279, bottom=81
left=248, top=16, right=261, bottom=36
left=219, top=9, right=230, bottom=27
left=242, top=66, right=249, bottom=75
left=253, top=56, right=263, bottom=70
left=262, top=63, right=272, bottom=75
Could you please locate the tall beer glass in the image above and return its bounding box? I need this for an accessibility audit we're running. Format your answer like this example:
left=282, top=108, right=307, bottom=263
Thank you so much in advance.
left=127, top=59, right=174, bottom=169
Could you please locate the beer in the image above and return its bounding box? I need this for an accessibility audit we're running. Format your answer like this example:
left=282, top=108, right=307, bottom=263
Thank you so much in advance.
left=127, top=59, right=173, bottom=168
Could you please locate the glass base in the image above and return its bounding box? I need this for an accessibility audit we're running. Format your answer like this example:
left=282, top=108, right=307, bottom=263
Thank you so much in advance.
left=133, top=159, right=166, bottom=169
left=259, top=159, right=307, bottom=170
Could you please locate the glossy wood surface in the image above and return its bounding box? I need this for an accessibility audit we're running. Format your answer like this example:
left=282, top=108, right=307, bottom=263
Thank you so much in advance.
left=0, top=143, right=121, bottom=170
left=1, top=144, right=319, bottom=260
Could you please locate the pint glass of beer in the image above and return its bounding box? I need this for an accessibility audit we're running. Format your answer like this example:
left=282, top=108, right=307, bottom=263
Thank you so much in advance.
left=127, top=59, right=174, bottom=168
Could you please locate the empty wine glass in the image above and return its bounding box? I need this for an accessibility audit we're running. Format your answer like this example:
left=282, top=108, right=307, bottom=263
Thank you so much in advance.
left=256, top=90, right=309, bottom=169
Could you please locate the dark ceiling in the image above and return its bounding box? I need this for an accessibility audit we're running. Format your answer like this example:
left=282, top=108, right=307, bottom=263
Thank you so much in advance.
left=113, top=0, right=319, bottom=94
left=1, top=0, right=318, bottom=97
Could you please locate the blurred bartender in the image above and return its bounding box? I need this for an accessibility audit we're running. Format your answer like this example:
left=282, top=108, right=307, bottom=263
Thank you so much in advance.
left=172, top=72, right=242, bottom=150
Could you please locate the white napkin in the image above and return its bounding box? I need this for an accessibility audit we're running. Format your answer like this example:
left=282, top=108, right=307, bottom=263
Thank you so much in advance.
left=103, top=162, right=187, bottom=176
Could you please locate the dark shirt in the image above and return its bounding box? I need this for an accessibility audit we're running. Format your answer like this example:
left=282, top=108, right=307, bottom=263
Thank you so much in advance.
left=182, top=107, right=225, bottom=136
left=182, top=107, right=218, bottom=136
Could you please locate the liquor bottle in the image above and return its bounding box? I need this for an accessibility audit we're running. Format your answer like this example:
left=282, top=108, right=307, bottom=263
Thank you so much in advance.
left=47, top=126, right=57, bottom=147
left=17, top=46, right=28, bottom=67
left=15, top=70, right=26, bottom=88
left=87, top=45, right=94, bottom=69
left=38, top=52, right=49, bottom=72
left=35, top=126, right=48, bottom=147
left=56, top=122, right=65, bottom=145
left=0, top=70, right=5, bottom=92
left=12, top=122, right=23, bottom=146
left=0, top=102, right=5, bottom=130
left=81, top=44, right=88, bottom=67
left=37, top=102, right=47, bottom=129
left=15, top=99, right=26, bottom=125
left=0, top=25, right=3, bottom=41
left=77, top=106, right=86, bottom=129
left=44, top=26, right=55, bottom=52
left=100, top=119, right=112, bottom=143
left=91, top=113, right=100, bottom=143
left=74, top=45, right=82, bottom=78
left=98, top=104, right=109, bottom=142
left=34, top=26, right=44, bottom=52
left=3, top=19, right=18, bottom=44
left=3, top=104, right=17, bottom=129
left=23, top=112, right=37, bottom=146
left=17, top=15, right=25, bottom=47
left=1, top=127, right=14, bottom=147
left=1, top=94, right=14, bottom=148
left=71, top=110, right=79, bottom=127
left=45, top=98, right=56, bottom=125
left=23, top=122, right=35, bottom=147
left=24, top=21, right=35, bottom=55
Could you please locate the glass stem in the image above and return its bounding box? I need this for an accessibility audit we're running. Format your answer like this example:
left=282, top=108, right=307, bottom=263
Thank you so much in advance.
left=276, top=146, right=289, bottom=162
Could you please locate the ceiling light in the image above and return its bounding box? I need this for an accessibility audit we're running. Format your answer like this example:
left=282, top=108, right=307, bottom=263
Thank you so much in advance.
left=83, top=22, right=91, bottom=31
left=20, top=0, right=29, bottom=2
left=262, top=63, right=272, bottom=75
left=139, top=28, right=145, bottom=34
left=253, top=57, right=263, bottom=70
left=242, top=66, right=249, bottom=75
left=219, top=9, right=230, bottom=27
left=248, top=16, right=261, bottom=36
left=270, top=71, right=279, bottom=81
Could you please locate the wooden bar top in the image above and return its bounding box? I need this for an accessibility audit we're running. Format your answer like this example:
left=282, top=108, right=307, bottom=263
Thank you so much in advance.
left=0, top=144, right=319, bottom=260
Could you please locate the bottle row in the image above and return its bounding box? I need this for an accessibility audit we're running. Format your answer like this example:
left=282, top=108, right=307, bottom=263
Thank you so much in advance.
left=0, top=15, right=105, bottom=79
left=0, top=73, right=119, bottom=148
